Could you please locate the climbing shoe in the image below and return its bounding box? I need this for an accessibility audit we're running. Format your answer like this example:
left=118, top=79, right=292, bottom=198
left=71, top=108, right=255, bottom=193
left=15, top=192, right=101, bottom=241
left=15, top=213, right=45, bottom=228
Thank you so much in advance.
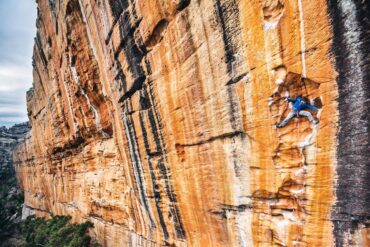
left=275, top=124, right=282, bottom=129
left=313, top=118, right=319, bottom=125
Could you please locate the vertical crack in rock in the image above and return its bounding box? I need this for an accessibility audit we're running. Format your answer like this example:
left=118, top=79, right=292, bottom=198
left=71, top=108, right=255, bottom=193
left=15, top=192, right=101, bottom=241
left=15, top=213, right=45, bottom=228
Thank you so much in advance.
left=252, top=1, right=324, bottom=244
left=328, top=0, right=370, bottom=245
left=260, top=73, right=321, bottom=246
left=65, top=0, right=109, bottom=137
left=297, top=0, right=307, bottom=78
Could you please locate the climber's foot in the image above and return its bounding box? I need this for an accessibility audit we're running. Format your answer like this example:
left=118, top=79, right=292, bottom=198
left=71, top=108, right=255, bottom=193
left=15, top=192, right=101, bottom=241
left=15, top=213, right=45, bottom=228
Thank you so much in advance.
left=313, top=118, right=319, bottom=125
left=275, top=124, right=283, bottom=129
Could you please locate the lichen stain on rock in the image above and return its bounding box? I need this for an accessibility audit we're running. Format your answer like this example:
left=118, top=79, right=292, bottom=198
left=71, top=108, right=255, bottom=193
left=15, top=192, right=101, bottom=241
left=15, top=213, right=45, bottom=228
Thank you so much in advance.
left=13, top=0, right=369, bottom=246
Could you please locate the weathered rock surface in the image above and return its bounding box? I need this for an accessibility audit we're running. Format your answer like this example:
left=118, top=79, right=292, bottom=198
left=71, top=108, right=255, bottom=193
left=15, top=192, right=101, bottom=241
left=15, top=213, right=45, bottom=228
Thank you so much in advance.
left=13, top=0, right=369, bottom=246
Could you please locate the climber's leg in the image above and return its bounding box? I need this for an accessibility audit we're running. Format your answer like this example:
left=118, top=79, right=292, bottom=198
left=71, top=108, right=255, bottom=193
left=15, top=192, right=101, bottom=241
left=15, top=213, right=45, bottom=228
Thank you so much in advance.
left=299, top=110, right=319, bottom=124
left=276, top=111, right=296, bottom=128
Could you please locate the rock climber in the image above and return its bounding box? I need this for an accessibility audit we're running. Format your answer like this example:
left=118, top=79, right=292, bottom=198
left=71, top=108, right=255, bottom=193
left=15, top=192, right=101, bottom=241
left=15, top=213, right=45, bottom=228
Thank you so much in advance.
left=275, top=96, right=319, bottom=128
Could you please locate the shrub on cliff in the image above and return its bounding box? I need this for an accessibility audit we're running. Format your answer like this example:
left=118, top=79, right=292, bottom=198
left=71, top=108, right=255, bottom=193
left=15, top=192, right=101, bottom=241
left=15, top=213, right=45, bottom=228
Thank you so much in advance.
left=0, top=174, right=24, bottom=245
left=22, top=215, right=100, bottom=247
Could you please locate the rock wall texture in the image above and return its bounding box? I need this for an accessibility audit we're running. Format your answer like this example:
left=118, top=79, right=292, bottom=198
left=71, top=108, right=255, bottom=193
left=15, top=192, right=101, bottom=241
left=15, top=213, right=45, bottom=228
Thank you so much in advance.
left=13, top=0, right=369, bottom=246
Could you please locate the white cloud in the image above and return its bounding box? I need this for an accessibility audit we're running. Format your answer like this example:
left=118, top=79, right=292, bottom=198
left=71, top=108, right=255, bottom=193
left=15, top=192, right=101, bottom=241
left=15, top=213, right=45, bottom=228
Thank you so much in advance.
left=0, top=0, right=36, bottom=127
left=0, top=65, right=32, bottom=91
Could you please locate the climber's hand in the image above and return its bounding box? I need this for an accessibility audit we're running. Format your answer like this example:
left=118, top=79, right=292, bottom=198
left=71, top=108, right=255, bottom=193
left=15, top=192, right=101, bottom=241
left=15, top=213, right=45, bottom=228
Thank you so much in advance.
left=317, top=109, right=322, bottom=118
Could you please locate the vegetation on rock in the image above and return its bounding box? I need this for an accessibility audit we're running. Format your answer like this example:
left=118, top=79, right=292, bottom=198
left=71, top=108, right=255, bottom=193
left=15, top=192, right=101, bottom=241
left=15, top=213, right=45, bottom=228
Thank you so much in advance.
left=0, top=123, right=29, bottom=246
left=0, top=173, right=24, bottom=245
left=22, top=215, right=100, bottom=247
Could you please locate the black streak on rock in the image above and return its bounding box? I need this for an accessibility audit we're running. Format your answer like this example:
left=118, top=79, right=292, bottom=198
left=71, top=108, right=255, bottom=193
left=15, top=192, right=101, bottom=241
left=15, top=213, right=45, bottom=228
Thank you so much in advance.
left=35, top=33, right=48, bottom=67
left=226, top=72, right=248, bottom=85
left=214, top=0, right=243, bottom=132
left=327, top=0, right=370, bottom=245
left=114, top=9, right=145, bottom=104
left=108, top=0, right=128, bottom=23
left=144, top=82, right=187, bottom=240
left=138, top=113, right=169, bottom=240
left=110, top=0, right=187, bottom=239
left=214, top=0, right=241, bottom=74
left=118, top=75, right=146, bottom=103
left=123, top=109, right=155, bottom=230
left=177, top=0, right=191, bottom=11
left=106, top=0, right=159, bottom=231
left=143, top=54, right=187, bottom=239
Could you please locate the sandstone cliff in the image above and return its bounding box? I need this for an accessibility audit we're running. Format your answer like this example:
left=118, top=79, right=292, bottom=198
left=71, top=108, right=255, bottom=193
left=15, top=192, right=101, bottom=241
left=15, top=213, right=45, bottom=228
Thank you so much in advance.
left=13, top=0, right=369, bottom=246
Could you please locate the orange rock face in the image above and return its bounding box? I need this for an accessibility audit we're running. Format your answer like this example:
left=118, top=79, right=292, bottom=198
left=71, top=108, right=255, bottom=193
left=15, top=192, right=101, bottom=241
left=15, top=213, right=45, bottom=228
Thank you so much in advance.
left=13, top=0, right=370, bottom=246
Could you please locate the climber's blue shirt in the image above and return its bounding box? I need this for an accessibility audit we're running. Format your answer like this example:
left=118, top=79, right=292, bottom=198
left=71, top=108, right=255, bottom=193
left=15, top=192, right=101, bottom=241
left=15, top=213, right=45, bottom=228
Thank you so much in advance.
left=287, top=97, right=318, bottom=111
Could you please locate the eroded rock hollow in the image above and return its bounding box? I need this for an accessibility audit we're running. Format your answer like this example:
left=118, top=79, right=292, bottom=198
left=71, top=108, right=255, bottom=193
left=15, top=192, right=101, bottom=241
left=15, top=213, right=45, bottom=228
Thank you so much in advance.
left=13, top=0, right=369, bottom=246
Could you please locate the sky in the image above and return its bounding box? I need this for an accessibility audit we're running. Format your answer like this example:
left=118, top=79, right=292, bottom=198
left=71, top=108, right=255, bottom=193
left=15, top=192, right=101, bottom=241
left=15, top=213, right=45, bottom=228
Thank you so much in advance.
left=0, top=0, right=37, bottom=127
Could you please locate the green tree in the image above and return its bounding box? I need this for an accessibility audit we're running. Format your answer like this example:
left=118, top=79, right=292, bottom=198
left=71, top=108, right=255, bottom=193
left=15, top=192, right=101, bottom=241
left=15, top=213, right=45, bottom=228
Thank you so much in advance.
left=22, top=215, right=100, bottom=247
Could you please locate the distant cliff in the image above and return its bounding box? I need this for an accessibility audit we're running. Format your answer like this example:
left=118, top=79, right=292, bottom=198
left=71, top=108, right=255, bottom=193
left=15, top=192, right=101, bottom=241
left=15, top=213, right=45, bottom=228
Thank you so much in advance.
left=13, top=0, right=369, bottom=246
left=0, top=123, right=29, bottom=177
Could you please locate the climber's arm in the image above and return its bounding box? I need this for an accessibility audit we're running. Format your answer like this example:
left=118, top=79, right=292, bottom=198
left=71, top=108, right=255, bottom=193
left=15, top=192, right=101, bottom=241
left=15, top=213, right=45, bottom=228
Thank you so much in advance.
left=306, top=103, right=319, bottom=111
left=286, top=97, right=296, bottom=103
